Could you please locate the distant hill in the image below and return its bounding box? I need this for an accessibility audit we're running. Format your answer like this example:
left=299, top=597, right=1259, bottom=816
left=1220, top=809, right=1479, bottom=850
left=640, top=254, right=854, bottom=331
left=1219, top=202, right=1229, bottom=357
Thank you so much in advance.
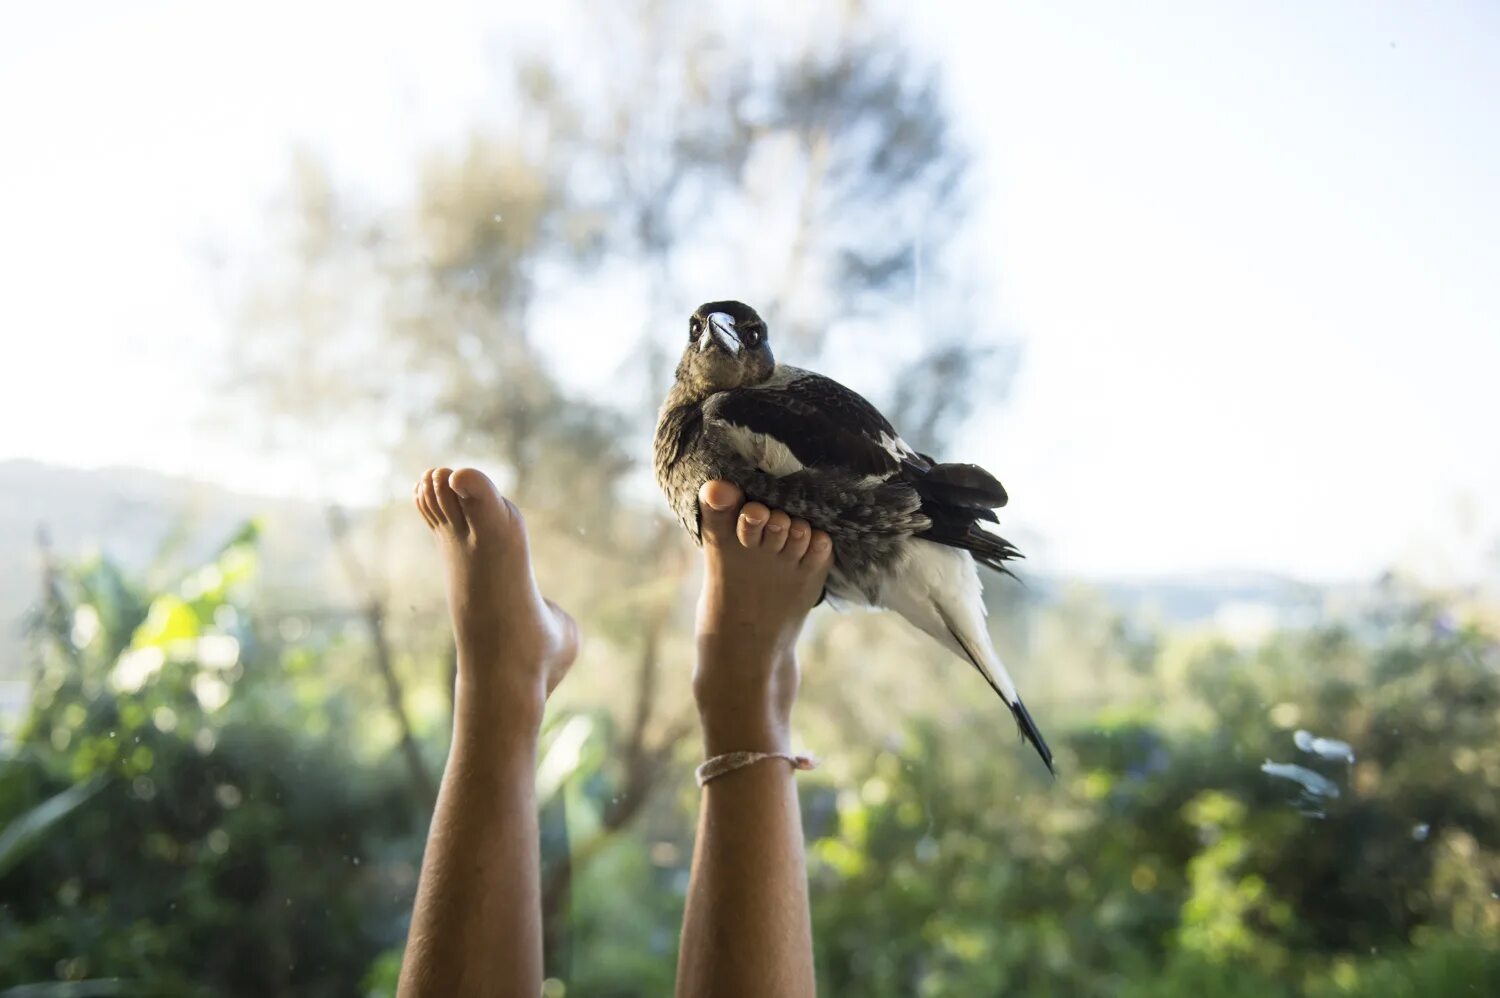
left=0, top=460, right=344, bottom=678
left=1090, top=570, right=1331, bottom=636
left=0, top=460, right=1354, bottom=681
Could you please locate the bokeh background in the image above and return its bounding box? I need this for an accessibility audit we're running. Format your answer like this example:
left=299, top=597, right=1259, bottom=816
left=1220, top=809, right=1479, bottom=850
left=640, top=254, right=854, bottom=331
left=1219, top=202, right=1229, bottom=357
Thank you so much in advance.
left=3, top=1, right=1498, bottom=995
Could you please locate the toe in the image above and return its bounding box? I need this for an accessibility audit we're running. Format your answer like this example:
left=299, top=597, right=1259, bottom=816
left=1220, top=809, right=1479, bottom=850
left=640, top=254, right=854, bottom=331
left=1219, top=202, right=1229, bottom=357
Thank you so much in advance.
left=414, top=479, right=437, bottom=528
left=449, top=467, right=521, bottom=543
left=421, top=470, right=445, bottom=524
left=804, top=530, right=834, bottom=569
left=763, top=510, right=791, bottom=552
left=432, top=468, right=468, bottom=534
left=698, top=480, right=744, bottom=547
left=783, top=518, right=813, bottom=560
left=736, top=502, right=770, bottom=549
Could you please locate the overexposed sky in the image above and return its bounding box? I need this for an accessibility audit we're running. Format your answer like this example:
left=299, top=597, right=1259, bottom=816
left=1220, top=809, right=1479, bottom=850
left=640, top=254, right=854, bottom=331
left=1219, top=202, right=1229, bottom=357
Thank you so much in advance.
left=1, top=0, right=1497, bottom=583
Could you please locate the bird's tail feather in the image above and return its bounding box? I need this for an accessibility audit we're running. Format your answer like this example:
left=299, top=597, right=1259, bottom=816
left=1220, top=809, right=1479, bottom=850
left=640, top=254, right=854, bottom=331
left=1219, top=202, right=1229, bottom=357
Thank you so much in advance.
left=921, top=462, right=1009, bottom=510
left=936, top=605, right=1055, bottom=775
left=917, top=501, right=1023, bottom=578
left=958, top=525, right=1024, bottom=579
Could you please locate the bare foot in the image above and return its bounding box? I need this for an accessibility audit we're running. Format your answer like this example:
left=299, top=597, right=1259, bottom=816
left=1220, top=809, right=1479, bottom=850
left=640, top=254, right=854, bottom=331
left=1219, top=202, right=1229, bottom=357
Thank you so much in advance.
left=415, top=467, right=578, bottom=720
left=694, top=480, right=833, bottom=752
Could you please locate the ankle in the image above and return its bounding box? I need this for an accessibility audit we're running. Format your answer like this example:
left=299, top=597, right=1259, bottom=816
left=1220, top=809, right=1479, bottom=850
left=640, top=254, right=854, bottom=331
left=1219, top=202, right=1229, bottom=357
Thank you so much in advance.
left=454, top=669, right=547, bottom=733
left=693, top=647, right=797, bottom=754
left=697, top=707, right=792, bottom=757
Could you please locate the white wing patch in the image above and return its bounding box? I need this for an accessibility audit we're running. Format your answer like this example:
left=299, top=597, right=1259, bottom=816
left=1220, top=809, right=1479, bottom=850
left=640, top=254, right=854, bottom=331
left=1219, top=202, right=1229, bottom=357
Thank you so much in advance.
left=718, top=421, right=806, bottom=476
left=762, top=365, right=807, bottom=389
left=877, top=431, right=922, bottom=465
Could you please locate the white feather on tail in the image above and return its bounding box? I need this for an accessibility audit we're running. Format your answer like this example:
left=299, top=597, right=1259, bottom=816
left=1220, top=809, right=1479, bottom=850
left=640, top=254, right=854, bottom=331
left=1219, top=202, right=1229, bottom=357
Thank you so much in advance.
left=878, top=538, right=1054, bottom=773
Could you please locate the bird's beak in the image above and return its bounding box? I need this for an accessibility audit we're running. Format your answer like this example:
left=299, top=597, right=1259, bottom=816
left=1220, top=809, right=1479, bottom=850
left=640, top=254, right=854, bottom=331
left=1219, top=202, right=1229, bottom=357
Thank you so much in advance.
left=700, top=312, right=741, bottom=356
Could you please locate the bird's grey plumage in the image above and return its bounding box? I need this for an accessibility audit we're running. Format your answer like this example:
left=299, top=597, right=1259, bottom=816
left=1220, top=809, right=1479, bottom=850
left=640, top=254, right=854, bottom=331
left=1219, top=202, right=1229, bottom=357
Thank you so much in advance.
left=654, top=300, right=1054, bottom=773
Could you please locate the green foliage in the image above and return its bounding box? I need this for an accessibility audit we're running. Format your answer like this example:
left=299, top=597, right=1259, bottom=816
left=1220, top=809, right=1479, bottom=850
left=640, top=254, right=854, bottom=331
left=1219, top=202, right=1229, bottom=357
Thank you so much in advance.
left=0, top=777, right=103, bottom=879
left=1, top=532, right=419, bottom=996
left=792, top=608, right=1500, bottom=996
left=565, top=835, right=684, bottom=997
left=5, top=533, right=1497, bottom=994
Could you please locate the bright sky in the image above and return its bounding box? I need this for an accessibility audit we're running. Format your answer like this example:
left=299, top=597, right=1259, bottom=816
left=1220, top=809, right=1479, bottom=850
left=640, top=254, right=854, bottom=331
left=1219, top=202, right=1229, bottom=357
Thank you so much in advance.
left=2, top=1, right=1497, bottom=584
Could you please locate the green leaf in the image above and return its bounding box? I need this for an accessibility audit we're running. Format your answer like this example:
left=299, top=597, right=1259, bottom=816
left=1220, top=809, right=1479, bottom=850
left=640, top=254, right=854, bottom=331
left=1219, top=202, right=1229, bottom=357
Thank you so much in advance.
left=536, top=713, right=598, bottom=805
left=131, top=595, right=199, bottom=649
left=0, top=775, right=105, bottom=878
left=0, top=982, right=133, bottom=997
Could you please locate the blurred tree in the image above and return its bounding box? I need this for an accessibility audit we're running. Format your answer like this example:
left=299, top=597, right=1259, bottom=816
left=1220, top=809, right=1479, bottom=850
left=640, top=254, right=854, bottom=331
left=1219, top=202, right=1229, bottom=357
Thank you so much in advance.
left=4, top=532, right=1497, bottom=994
left=231, top=0, right=997, bottom=501
left=798, top=599, right=1500, bottom=996
left=226, top=0, right=1005, bottom=971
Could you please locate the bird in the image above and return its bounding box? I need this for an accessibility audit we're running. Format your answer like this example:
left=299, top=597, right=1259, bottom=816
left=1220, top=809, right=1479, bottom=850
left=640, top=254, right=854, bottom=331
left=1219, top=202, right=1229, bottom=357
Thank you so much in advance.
left=654, top=299, right=1053, bottom=773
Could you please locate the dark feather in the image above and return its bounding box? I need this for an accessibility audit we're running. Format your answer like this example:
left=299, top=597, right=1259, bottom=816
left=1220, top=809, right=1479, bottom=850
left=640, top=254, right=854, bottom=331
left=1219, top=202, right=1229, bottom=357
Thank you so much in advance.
left=705, top=377, right=900, bottom=477
left=916, top=498, right=1022, bottom=577
left=959, top=527, right=1024, bottom=578
left=1008, top=698, right=1056, bottom=776
left=919, top=462, right=1009, bottom=509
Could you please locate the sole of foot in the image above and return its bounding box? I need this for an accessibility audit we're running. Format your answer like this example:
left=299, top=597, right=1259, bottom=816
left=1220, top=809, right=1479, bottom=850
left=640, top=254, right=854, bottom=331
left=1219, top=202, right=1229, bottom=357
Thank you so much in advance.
left=415, top=467, right=577, bottom=704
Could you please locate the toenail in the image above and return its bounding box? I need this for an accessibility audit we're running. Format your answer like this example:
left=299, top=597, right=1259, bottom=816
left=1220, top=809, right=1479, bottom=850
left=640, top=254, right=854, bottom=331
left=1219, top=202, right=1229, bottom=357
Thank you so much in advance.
left=767, top=522, right=784, bottom=532
left=791, top=527, right=807, bottom=538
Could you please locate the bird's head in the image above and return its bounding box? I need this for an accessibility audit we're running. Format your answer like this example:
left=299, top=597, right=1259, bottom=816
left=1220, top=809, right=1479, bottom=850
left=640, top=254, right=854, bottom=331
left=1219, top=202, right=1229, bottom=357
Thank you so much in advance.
left=674, top=300, right=775, bottom=396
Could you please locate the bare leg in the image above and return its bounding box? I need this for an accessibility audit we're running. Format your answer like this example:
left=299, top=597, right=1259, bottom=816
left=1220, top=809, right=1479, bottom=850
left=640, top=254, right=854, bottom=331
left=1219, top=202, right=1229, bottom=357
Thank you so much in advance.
left=676, top=480, right=832, bottom=998
left=400, top=467, right=578, bottom=998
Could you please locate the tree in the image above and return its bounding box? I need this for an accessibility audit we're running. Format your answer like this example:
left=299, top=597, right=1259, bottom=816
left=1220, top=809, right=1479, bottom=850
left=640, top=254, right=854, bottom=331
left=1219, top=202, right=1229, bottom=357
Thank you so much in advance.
left=225, top=0, right=1005, bottom=971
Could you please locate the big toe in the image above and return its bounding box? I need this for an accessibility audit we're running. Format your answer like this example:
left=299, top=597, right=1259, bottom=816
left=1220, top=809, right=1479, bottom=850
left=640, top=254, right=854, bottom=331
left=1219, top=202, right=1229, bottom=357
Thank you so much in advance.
left=698, top=480, right=744, bottom=546
left=450, top=468, right=522, bottom=544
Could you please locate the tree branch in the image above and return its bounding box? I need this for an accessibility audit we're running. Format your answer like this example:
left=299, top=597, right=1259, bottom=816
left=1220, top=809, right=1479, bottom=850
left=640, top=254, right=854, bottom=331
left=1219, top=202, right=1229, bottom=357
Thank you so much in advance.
left=326, top=506, right=436, bottom=811
left=541, top=532, right=691, bottom=959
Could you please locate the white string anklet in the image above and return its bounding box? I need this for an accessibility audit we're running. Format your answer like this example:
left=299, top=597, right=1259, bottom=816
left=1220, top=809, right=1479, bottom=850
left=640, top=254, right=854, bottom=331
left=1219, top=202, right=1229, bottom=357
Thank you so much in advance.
left=695, top=751, right=818, bottom=788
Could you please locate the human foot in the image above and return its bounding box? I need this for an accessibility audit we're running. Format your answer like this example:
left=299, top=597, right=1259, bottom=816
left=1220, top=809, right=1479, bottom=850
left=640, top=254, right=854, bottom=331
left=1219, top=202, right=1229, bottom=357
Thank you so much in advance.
left=415, top=467, right=578, bottom=722
left=693, top=480, right=833, bottom=752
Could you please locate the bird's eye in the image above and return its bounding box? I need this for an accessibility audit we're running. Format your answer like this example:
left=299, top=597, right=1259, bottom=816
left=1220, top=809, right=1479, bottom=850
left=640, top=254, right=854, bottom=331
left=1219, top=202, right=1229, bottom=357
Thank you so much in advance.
left=744, top=327, right=761, bottom=347
left=689, top=318, right=702, bottom=341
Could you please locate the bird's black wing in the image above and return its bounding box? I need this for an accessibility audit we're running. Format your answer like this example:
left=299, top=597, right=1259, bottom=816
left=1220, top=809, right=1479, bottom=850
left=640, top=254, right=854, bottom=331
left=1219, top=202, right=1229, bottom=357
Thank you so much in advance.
left=704, top=369, right=918, bottom=477
left=707, top=367, right=1023, bottom=572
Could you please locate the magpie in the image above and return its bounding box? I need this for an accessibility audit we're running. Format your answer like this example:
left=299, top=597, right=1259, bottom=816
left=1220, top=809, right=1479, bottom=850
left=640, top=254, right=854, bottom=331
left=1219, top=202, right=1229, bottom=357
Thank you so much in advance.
left=654, top=300, right=1054, bottom=773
